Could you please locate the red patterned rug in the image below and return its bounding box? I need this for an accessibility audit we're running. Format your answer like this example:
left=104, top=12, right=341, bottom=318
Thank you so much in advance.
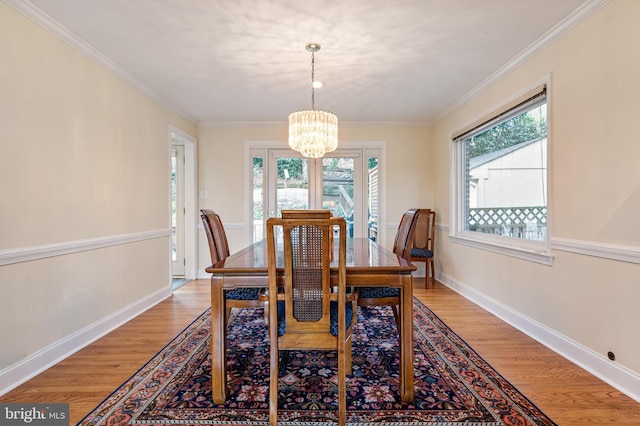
left=79, top=298, right=555, bottom=425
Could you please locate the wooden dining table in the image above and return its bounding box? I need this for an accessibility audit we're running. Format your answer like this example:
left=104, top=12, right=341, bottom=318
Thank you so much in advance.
left=205, top=237, right=417, bottom=404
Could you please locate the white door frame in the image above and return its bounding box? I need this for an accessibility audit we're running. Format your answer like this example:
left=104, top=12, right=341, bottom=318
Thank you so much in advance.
left=244, top=140, right=387, bottom=246
left=169, top=125, right=197, bottom=284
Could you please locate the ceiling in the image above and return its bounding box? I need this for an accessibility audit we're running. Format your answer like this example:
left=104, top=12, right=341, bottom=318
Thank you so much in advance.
left=16, top=0, right=593, bottom=125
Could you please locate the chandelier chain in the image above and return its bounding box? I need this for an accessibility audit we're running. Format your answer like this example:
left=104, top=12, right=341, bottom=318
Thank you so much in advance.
left=288, top=42, right=338, bottom=158
left=310, top=49, right=315, bottom=110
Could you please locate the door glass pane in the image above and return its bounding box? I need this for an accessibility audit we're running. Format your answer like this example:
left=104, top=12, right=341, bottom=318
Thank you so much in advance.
left=171, top=145, right=185, bottom=275
left=252, top=156, right=264, bottom=243
left=171, top=148, right=178, bottom=262
left=367, top=157, right=379, bottom=241
left=276, top=157, right=308, bottom=217
left=322, top=158, right=354, bottom=218
left=322, top=157, right=354, bottom=235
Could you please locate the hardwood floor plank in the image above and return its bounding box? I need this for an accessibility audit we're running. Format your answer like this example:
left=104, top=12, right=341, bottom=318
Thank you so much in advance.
left=1, top=279, right=638, bottom=425
left=413, top=283, right=640, bottom=424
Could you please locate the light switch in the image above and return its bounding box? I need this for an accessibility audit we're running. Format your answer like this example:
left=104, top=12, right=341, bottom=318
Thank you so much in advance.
left=199, top=190, right=208, bottom=199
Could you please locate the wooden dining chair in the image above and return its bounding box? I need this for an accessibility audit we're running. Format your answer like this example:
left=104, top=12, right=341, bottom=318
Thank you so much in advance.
left=410, top=209, right=436, bottom=288
left=356, top=208, right=420, bottom=328
left=260, top=210, right=340, bottom=324
left=200, top=209, right=264, bottom=324
left=280, top=209, right=358, bottom=321
left=266, top=216, right=355, bottom=426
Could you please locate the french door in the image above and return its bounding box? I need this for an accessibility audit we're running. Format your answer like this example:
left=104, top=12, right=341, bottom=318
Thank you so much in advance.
left=248, top=145, right=383, bottom=245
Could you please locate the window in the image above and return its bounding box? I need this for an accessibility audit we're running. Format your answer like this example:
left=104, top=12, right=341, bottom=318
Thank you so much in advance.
left=451, top=83, right=552, bottom=264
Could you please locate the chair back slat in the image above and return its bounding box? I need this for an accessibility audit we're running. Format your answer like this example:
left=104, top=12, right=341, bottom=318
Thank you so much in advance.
left=410, top=209, right=437, bottom=287
left=412, top=209, right=435, bottom=251
left=281, top=209, right=331, bottom=219
left=282, top=209, right=334, bottom=262
left=201, top=209, right=230, bottom=263
left=392, top=208, right=420, bottom=259
left=289, top=223, right=325, bottom=322
left=201, top=209, right=220, bottom=264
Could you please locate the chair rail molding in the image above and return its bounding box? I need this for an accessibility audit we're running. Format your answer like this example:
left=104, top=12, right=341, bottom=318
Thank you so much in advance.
left=0, top=229, right=171, bottom=266
left=552, top=237, right=640, bottom=265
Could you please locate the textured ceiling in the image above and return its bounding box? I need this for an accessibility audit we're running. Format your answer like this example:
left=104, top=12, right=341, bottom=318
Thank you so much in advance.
left=15, top=0, right=594, bottom=124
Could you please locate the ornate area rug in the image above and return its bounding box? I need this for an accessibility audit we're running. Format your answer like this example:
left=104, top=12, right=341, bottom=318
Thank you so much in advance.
left=79, top=298, right=555, bottom=425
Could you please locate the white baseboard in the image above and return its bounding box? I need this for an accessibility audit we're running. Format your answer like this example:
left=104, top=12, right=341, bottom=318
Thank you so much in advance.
left=438, top=271, right=640, bottom=403
left=0, top=287, right=171, bottom=396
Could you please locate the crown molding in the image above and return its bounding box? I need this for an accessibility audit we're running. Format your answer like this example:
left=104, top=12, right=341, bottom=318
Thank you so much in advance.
left=198, top=120, right=432, bottom=128
left=4, top=0, right=196, bottom=125
left=339, top=121, right=433, bottom=127
left=435, top=0, right=612, bottom=124
left=198, top=121, right=287, bottom=128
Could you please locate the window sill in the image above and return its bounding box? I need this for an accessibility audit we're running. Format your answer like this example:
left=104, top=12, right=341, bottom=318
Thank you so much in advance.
left=450, top=234, right=554, bottom=266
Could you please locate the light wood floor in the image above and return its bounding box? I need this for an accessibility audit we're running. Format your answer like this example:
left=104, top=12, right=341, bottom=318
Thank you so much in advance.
left=2, top=279, right=639, bottom=424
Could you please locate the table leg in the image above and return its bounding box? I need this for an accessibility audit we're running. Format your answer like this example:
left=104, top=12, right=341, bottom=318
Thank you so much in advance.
left=400, top=275, right=415, bottom=402
left=210, top=275, right=227, bottom=404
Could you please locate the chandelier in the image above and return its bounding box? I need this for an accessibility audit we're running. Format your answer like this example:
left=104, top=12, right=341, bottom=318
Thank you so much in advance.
left=288, top=43, right=338, bottom=158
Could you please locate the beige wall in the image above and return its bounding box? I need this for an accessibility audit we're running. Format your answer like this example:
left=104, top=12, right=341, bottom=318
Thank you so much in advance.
left=0, top=4, right=196, bottom=378
left=432, top=0, right=640, bottom=376
left=196, top=124, right=432, bottom=270
left=4, top=0, right=637, bottom=401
